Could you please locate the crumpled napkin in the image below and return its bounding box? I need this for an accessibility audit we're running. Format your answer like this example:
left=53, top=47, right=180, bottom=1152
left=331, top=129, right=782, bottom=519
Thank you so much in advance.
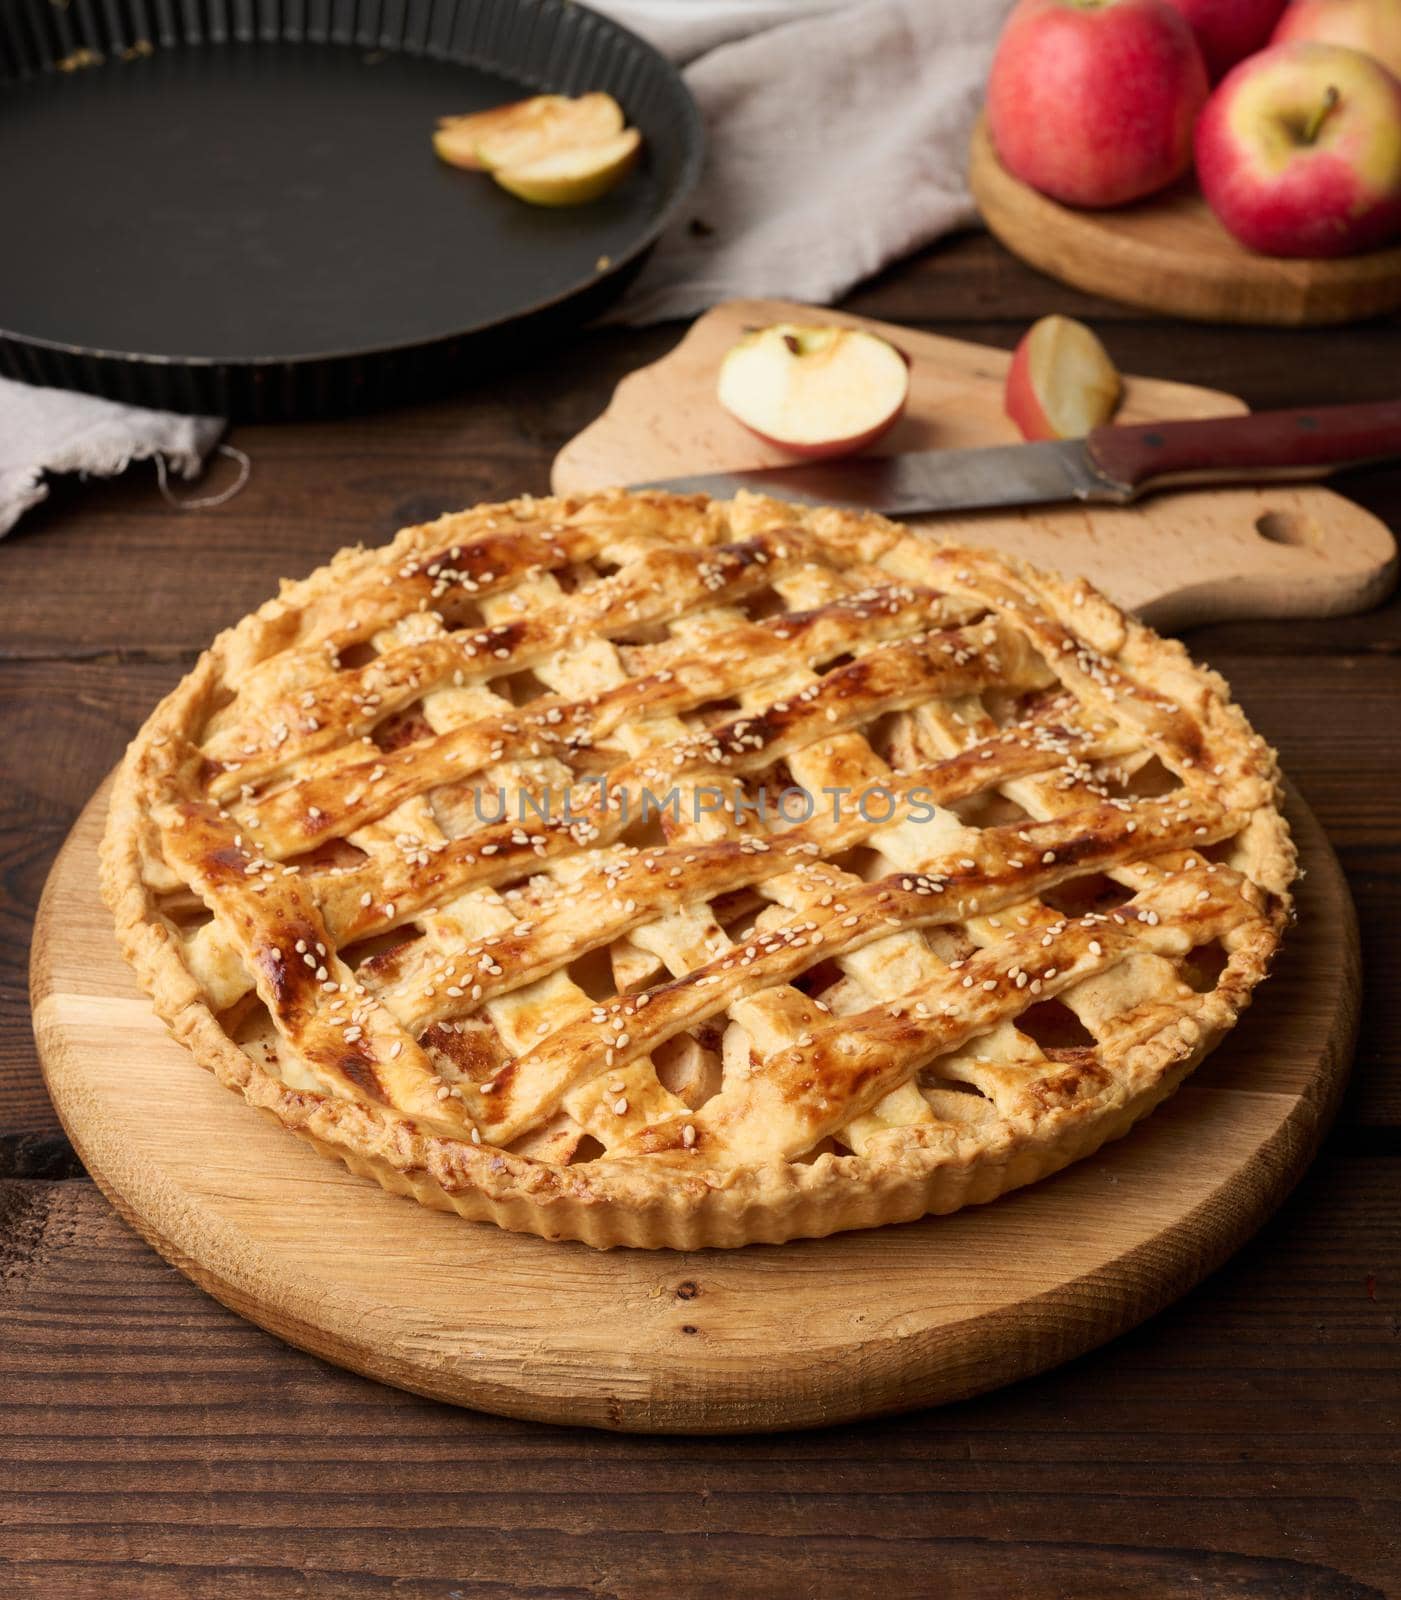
left=595, top=0, right=1013, bottom=323
left=0, top=374, right=222, bottom=538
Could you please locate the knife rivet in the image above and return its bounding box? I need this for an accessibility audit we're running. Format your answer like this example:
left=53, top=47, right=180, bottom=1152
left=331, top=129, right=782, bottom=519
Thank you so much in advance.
left=1143, top=431, right=1165, bottom=448
left=1296, top=414, right=1319, bottom=429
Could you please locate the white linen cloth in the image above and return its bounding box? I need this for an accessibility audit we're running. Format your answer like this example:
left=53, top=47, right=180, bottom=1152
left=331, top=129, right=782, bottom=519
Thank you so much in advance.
left=597, top=0, right=1012, bottom=322
left=0, top=376, right=222, bottom=538
left=0, top=0, right=1008, bottom=533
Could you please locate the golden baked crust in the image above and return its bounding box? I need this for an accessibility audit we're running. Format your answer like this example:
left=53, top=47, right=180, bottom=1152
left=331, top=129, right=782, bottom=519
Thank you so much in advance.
left=101, top=490, right=1295, bottom=1249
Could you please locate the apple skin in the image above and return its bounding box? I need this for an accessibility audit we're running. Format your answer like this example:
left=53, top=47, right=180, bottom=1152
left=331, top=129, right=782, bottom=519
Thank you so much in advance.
left=1005, top=338, right=1058, bottom=441
left=1272, top=0, right=1401, bottom=81
left=1004, top=315, right=1123, bottom=440
left=735, top=412, right=905, bottom=462
left=987, top=0, right=1210, bottom=207
left=1160, top=0, right=1289, bottom=78
left=1195, top=40, right=1401, bottom=255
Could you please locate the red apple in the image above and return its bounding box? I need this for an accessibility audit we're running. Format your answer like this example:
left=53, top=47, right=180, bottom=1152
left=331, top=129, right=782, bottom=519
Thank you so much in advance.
left=987, top=0, right=1210, bottom=207
left=716, top=325, right=910, bottom=460
left=1160, top=0, right=1289, bottom=78
left=1005, top=316, right=1124, bottom=440
left=1195, top=40, right=1401, bottom=254
left=1273, top=0, right=1401, bottom=81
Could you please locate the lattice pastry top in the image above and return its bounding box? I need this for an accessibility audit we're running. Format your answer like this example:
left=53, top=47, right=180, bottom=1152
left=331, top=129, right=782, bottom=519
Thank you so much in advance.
left=103, top=491, right=1295, bottom=1249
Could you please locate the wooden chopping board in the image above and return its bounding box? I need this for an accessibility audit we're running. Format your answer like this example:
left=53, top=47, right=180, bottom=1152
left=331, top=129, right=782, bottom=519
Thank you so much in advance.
left=553, top=299, right=1397, bottom=630
left=968, top=116, right=1401, bottom=327
left=34, top=782, right=1357, bottom=1433
left=30, top=306, right=1374, bottom=1431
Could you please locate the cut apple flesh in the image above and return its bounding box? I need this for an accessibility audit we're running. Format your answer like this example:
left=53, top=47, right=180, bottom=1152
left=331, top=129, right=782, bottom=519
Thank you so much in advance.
left=434, top=96, right=570, bottom=171
left=492, top=128, right=641, bottom=207
left=474, top=92, right=624, bottom=171
left=1005, top=314, right=1122, bottom=441
left=716, top=324, right=910, bottom=459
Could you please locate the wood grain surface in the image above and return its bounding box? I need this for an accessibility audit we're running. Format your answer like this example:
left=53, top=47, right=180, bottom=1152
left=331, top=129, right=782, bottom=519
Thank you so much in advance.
left=969, top=116, right=1401, bottom=327
left=30, top=778, right=1358, bottom=1433
left=3, top=231, right=1399, bottom=1597
left=553, top=297, right=1396, bottom=631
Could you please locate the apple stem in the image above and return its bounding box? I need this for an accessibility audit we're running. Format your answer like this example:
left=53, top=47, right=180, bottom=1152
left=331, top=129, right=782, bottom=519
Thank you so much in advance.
left=1302, top=85, right=1340, bottom=145
left=782, top=334, right=801, bottom=355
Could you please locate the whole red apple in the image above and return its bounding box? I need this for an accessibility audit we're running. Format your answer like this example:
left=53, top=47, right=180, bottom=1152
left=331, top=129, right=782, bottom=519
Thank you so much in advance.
left=1273, top=0, right=1401, bottom=81
left=1160, top=0, right=1289, bottom=78
left=1196, top=40, right=1401, bottom=254
left=987, top=0, right=1210, bottom=207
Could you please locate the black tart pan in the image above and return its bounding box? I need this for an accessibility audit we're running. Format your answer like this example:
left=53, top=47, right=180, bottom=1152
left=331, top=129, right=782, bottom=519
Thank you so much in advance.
left=0, top=0, right=701, bottom=417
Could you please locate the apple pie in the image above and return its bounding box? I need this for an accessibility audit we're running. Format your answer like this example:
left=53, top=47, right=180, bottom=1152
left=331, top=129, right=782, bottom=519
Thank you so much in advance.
left=102, top=490, right=1295, bottom=1248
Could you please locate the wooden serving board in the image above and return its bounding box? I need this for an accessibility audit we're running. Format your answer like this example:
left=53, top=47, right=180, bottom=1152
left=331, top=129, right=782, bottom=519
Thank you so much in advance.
left=30, top=309, right=1378, bottom=1432
left=968, top=116, right=1401, bottom=327
left=35, top=777, right=1357, bottom=1434
left=553, top=299, right=1397, bottom=632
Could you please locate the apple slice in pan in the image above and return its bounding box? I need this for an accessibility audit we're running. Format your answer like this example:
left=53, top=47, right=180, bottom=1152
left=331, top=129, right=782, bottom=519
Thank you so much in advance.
left=1004, top=315, right=1123, bottom=441
left=717, top=325, right=910, bottom=460
left=493, top=128, right=642, bottom=207
left=434, top=96, right=572, bottom=171
left=435, top=92, right=637, bottom=207
left=474, top=92, right=625, bottom=171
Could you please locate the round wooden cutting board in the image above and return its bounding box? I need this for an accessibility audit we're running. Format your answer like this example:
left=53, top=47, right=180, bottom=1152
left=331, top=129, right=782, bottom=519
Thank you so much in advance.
left=33, top=779, right=1357, bottom=1434
left=969, top=116, right=1401, bottom=327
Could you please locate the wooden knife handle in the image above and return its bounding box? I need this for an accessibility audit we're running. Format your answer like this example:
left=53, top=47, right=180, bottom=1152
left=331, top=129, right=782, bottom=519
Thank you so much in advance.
left=1086, top=399, right=1401, bottom=494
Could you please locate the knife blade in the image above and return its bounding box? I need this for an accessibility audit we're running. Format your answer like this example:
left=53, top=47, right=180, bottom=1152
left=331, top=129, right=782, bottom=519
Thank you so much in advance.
left=634, top=438, right=1122, bottom=516
left=631, top=400, right=1401, bottom=517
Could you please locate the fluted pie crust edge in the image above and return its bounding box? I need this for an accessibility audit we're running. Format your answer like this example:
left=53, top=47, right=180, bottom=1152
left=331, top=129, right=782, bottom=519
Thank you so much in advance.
left=101, top=491, right=1295, bottom=1249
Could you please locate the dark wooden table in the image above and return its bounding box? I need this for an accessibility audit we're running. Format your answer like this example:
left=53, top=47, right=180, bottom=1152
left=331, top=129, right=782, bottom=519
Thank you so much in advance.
left=3, top=235, right=1398, bottom=1600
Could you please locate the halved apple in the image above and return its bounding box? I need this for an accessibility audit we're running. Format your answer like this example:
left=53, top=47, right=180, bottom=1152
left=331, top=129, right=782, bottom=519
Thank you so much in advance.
left=434, top=96, right=570, bottom=171
left=716, top=324, right=910, bottom=460
left=492, top=127, right=641, bottom=207
left=1004, top=315, right=1122, bottom=442
left=474, top=91, right=624, bottom=171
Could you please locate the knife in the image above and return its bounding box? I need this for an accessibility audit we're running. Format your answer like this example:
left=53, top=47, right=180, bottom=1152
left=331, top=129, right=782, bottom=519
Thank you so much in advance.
left=633, top=399, right=1401, bottom=516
